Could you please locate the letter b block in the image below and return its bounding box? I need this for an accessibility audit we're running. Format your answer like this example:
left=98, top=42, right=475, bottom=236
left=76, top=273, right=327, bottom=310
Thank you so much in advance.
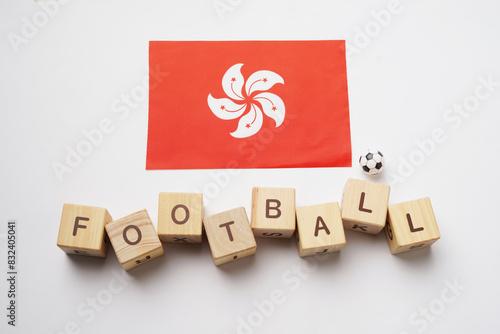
left=341, top=178, right=390, bottom=234
left=203, top=207, right=257, bottom=266
left=57, top=204, right=112, bottom=257
left=251, top=187, right=296, bottom=238
left=385, top=198, right=441, bottom=254
left=105, top=209, right=164, bottom=270
left=157, top=193, right=203, bottom=243
left=296, top=202, right=346, bottom=257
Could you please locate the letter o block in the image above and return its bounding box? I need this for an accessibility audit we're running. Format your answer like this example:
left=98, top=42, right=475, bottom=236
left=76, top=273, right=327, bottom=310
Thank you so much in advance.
left=203, top=207, right=257, bottom=266
left=105, top=209, right=164, bottom=270
left=57, top=204, right=112, bottom=257
left=157, top=193, right=203, bottom=243
left=296, top=202, right=346, bottom=257
left=341, top=178, right=390, bottom=234
left=251, top=187, right=296, bottom=238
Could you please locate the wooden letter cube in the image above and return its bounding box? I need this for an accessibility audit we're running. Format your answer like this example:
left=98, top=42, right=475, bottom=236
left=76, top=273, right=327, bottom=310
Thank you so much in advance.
left=296, top=202, right=346, bottom=257
left=341, top=178, right=390, bottom=235
left=385, top=197, right=441, bottom=254
left=105, top=209, right=164, bottom=270
left=157, top=193, right=203, bottom=243
left=203, top=207, right=257, bottom=266
left=57, top=204, right=112, bottom=257
left=251, top=187, right=296, bottom=238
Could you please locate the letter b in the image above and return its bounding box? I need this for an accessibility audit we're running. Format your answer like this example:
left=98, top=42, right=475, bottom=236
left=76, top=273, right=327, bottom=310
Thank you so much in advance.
left=265, top=199, right=281, bottom=218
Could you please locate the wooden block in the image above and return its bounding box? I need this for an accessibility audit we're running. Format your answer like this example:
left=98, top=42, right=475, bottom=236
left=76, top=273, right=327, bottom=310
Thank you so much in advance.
left=57, top=204, right=112, bottom=257
left=296, top=202, right=346, bottom=257
left=105, top=209, right=164, bottom=270
left=251, top=187, right=296, bottom=238
left=203, top=207, right=257, bottom=266
left=157, top=192, right=203, bottom=243
left=341, top=178, right=390, bottom=235
left=385, top=197, right=441, bottom=254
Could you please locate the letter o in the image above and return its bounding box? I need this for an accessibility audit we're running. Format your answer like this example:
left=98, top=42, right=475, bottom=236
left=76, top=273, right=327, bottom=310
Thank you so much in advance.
left=123, top=225, right=142, bottom=245
left=171, top=204, right=190, bottom=225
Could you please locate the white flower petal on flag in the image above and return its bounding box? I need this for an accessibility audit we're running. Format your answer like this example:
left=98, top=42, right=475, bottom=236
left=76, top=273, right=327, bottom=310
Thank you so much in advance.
left=222, top=63, right=245, bottom=101
left=230, top=104, right=263, bottom=138
left=245, top=70, right=284, bottom=96
left=254, top=92, right=285, bottom=127
left=207, top=94, right=247, bottom=120
left=209, top=63, right=285, bottom=138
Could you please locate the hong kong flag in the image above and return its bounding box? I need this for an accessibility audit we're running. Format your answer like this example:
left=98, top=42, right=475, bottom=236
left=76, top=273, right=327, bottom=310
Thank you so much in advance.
left=146, top=40, right=351, bottom=169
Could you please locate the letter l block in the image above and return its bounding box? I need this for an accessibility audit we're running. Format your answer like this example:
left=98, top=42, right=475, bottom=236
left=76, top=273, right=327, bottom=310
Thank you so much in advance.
left=341, top=178, right=390, bottom=234
left=385, top=197, right=441, bottom=254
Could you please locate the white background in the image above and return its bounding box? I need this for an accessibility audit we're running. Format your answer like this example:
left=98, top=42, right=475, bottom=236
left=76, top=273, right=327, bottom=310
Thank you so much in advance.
left=1, top=1, right=500, bottom=333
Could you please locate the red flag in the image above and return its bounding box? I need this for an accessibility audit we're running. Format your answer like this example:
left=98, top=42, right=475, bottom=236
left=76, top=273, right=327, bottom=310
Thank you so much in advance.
left=146, top=40, right=351, bottom=169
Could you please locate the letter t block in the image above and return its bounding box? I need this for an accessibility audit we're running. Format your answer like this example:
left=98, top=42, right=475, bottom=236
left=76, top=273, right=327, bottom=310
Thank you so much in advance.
left=341, top=178, right=390, bottom=235
left=251, top=187, right=296, bottom=238
left=57, top=204, right=112, bottom=257
left=105, top=209, right=164, bottom=270
left=296, top=202, right=346, bottom=257
left=385, top=197, right=441, bottom=254
left=203, top=207, right=257, bottom=266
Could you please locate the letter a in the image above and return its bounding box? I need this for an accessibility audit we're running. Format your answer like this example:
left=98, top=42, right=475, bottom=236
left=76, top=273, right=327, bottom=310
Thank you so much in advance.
left=314, top=216, right=330, bottom=237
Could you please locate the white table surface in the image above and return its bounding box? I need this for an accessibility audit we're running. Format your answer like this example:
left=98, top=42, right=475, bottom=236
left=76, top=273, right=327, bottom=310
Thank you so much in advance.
left=1, top=1, right=499, bottom=333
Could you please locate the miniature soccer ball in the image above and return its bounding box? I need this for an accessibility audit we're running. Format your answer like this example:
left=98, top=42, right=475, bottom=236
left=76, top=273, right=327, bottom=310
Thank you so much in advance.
left=359, top=149, right=384, bottom=175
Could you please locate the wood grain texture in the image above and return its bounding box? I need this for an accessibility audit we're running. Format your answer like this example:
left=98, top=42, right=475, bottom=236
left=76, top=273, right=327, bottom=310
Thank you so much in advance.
left=296, top=202, right=346, bottom=257
left=341, top=178, right=390, bottom=235
left=57, top=204, right=112, bottom=257
left=251, top=187, right=296, bottom=238
left=385, top=197, right=440, bottom=254
left=157, top=192, right=203, bottom=243
left=105, top=209, right=164, bottom=270
left=203, top=207, right=257, bottom=266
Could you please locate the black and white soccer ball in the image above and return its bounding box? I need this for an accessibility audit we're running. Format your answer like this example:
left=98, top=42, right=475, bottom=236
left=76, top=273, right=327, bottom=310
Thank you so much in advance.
left=359, top=149, right=385, bottom=175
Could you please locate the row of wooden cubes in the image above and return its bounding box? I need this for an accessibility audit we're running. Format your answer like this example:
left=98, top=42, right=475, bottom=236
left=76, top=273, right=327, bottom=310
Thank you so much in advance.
left=57, top=178, right=441, bottom=270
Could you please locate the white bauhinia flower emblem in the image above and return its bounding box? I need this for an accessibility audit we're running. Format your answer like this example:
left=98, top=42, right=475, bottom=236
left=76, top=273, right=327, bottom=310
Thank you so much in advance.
left=207, top=63, right=285, bottom=138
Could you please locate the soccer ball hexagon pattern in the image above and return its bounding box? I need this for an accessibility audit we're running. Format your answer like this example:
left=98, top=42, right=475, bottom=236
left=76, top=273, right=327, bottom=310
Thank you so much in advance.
left=359, top=149, right=385, bottom=175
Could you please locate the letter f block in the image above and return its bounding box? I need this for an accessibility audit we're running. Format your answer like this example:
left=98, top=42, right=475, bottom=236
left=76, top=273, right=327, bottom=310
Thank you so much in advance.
left=341, top=178, right=390, bottom=235
left=57, top=204, right=112, bottom=257
left=203, top=207, right=257, bottom=266
left=251, top=187, right=296, bottom=238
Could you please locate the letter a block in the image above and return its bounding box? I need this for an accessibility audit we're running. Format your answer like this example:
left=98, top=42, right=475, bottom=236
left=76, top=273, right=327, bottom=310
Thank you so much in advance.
left=157, top=193, right=203, bottom=243
left=57, top=204, right=112, bottom=257
left=251, top=187, right=296, bottom=238
left=105, top=210, right=164, bottom=270
left=385, top=198, right=440, bottom=254
left=341, top=178, right=390, bottom=235
left=296, top=202, right=346, bottom=257
left=203, top=207, right=257, bottom=266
